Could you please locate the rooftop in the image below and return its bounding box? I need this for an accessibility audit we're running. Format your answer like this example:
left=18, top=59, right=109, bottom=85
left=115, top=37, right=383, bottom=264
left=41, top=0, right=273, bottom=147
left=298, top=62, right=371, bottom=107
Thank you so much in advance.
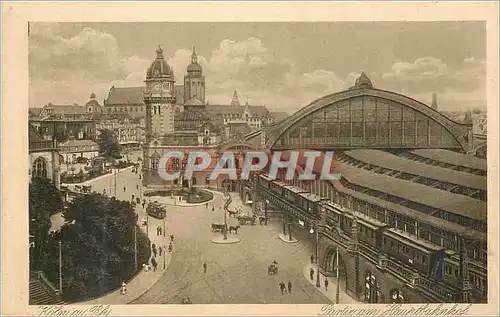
left=60, top=139, right=99, bottom=147
left=331, top=179, right=486, bottom=242
left=411, top=149, right=487, bottom=172
left=339, top=163, right=487, bottom=221
left=105, top=86, right=145, bottom=105
left=344, top=149, right=486, bottom=191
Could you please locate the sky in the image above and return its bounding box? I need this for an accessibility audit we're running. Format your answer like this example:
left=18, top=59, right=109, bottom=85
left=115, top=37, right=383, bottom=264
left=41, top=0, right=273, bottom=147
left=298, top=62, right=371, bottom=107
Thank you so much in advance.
left=29, top=22, right=486, bottom=113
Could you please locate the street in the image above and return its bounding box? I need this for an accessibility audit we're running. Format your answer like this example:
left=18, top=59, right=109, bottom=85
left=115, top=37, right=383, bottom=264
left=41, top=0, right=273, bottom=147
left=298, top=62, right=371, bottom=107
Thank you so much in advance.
left=79, top=166, right=341, bottom=304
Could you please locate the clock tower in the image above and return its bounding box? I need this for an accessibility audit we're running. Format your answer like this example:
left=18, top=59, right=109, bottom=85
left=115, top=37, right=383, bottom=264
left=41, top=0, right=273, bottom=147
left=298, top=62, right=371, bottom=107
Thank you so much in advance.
left=144, top=45, right=176, bottom=140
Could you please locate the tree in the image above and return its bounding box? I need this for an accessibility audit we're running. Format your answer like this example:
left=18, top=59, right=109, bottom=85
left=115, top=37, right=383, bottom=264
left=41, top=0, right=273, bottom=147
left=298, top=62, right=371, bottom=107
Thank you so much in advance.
left=42, top=194, right=151, bottom=302
left=98, top=129, right=122, bottom=159
left=29, top=177, right=63, bottom=270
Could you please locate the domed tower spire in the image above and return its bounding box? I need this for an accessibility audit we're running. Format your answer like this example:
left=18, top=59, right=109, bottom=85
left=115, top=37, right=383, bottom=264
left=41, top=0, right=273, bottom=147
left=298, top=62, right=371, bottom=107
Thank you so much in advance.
left=184, top=45, right=205, bottom=103
left=191, top=46, right=197, bottom=64
left=230, top=90, right=241, bottom=106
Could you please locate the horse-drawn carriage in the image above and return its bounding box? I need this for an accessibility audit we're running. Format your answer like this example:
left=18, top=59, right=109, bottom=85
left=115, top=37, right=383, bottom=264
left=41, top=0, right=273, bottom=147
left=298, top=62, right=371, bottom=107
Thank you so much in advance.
left=237, top=215, right=256, bottom=226
left=268, top=263, right=278, bottom=275
left=211, top=223, right=226, bottom=232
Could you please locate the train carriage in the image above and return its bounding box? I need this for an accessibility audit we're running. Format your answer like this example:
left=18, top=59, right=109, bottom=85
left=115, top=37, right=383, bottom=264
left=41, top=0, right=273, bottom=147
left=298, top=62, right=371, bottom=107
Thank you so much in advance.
left=382, top=227, right=445, bottom=278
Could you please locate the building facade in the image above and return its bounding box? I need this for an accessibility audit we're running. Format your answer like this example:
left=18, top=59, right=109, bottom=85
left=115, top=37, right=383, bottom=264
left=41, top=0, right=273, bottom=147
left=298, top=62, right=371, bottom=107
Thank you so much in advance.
left=29, top=125, right=61, bottom=189
left=59, top=138, right=100, bottom=164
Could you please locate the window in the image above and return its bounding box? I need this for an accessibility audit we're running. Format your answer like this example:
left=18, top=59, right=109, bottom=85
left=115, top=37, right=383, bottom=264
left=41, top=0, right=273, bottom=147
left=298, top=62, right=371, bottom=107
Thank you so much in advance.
left=32, top=157, right=48, bottom=178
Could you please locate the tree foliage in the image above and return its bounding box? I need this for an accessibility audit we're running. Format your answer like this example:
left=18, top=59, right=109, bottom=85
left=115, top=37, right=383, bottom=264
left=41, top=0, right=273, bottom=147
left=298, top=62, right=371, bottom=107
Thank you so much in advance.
left=41, top=194, right=151, bottom=302
left=98, top=129, right=122, bottom=159
left=29, top=177, right=63, bottom=270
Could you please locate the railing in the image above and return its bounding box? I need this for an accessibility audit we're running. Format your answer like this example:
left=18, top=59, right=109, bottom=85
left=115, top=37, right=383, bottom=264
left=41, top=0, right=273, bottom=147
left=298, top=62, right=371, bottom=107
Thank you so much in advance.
left=385, top=258, right=413, bottom=284
left=31, top=271, right=60, bottom=296
left=415, top=275, right=458, bottom=302
left=358, top=242, right=378, bottom=264
left=29, top=140, right=57, bottom=151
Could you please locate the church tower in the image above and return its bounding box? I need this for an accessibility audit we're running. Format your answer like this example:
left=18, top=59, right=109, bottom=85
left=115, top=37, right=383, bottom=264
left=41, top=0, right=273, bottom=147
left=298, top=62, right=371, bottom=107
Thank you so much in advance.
left=184, top=47, right=205, bottom=103
left=144, top=45, right=176, bottom=140
left=230, top=90, right=241, bottom=106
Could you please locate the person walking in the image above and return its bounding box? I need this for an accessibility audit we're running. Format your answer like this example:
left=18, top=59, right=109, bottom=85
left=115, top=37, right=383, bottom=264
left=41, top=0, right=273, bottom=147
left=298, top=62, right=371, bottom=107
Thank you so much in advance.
left=279, top=282, right=286, bottom=295
left=168, top=242, right=173, bottom=253
left=120, top=282, right=127, bottom=295
left=203, top=262, right=207, bottom=273
left=123, top=186, right=126, bottom=192
left=152, top=243, right=157, bottom=257
left=324, top=278, right=329, bottom=291
left=136, top=184, right=139, bottom=190
left=212, top=205, right=215, bottom=211
left=159, top=246, right=163, bottom=256
left=159, top=226, right=162, bottom=236
left=287, top=281, right=292, bottom=294
left=170, top=234, right=174, bottom=242
left=206, top=202, right=208, bottom=208
left=151, top=257, right=157, bottom=272
left=309, top=268, right=315, bottom=281
left=310, top=254, right=315, bottom=264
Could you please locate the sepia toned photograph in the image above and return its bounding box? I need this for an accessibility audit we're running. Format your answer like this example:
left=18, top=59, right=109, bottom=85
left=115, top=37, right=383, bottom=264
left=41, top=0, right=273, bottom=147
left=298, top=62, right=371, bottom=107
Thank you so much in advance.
left=2, top=2, right=499, bottom=316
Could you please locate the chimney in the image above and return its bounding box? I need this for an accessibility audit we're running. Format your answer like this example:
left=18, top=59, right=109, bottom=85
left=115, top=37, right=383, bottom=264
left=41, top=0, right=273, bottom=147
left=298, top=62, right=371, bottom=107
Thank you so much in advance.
left=431, top=93, right=438, bottom=110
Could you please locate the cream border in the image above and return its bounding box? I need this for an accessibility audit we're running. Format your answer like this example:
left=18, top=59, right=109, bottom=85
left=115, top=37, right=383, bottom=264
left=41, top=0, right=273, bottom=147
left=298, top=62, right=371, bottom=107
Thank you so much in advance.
left=2, top=1, right=498, bottom=316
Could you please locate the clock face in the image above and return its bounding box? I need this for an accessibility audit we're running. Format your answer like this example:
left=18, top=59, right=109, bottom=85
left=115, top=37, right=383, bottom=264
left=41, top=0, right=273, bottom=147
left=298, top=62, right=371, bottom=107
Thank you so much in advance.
left=153, top=83, right=160, bottom=91
left=154, top=69, right=160, bottom=75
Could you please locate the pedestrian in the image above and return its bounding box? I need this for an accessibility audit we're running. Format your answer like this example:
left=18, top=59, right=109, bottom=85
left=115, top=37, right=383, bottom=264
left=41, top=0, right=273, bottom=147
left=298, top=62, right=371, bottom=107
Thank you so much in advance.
left=310, top=268, right=315, bottom=281
left=170, top=234, right=174, bottom=242
left=203, top=262, right=207, bottom=273
left=206, top=202, right=208, bottom=208
left=159, top=226, right=162, bottom=236
left=310, top=254, right=315, bottom=264
left=123, top=186, right=126, bottom=192
left=324, top=278, right=329, bottom=291
left=121, top=282, right=127, bottom=295
left=168, top=242, right=173, bottom=253
left=136, top=184, right=139, bottom=190
left=212, top=205, right=214, bottom=211
left=151, top=257, right=157, bottom=272
left=159, top=246, right=163, bottom=256
left=132, top=194, right=135, bottom=201
left=279, top=282, right=286, bottom=295
left=287, top=281, right=292, bottom=294
left=152, top=243, right=157, bottom=257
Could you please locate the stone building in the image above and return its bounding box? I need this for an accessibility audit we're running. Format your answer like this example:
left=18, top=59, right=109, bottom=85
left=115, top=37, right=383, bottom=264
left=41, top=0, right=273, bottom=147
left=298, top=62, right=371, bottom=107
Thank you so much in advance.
left=29, top=124, right=61, bottom=189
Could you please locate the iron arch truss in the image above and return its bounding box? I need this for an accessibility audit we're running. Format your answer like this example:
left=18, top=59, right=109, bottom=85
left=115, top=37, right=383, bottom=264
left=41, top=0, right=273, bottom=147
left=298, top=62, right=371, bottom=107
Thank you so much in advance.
left=266, top=88, right=472, bottom=152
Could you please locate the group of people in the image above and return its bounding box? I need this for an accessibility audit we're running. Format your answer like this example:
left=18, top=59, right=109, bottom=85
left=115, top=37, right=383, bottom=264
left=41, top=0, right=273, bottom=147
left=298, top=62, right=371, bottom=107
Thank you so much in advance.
left=278, top=281, right=293, bottom=295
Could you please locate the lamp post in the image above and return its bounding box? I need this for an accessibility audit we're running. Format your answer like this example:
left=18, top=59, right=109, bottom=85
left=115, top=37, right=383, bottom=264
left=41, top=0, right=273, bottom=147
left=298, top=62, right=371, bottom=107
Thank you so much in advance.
left=163, top=244, right=166, bottom=270
left=58, top=240, right=63, bottom=295
left=264, top=199, right=269, bottom=225
left=223, top=192, right=228, bottom=240
left=288, top=217, right=293, bottom=241
left=335, top=247, right=340, bottom=304
left=134, top=225, right=138, bottom=270
left=310, top=225, right=320, bottom=287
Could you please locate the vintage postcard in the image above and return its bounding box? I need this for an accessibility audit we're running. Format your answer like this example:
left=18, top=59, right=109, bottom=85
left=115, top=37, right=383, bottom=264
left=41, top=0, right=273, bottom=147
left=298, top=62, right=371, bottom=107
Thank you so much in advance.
left=2, top=1, right=499, bottom=316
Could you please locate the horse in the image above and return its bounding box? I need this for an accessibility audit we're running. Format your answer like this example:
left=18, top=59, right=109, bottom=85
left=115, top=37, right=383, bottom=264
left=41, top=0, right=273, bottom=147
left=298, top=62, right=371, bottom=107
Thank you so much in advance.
left=228, top=225, right=241, bottom=234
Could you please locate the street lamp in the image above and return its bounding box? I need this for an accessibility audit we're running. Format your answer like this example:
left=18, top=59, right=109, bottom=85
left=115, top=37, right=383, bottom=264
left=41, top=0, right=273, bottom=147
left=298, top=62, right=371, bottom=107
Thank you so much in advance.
left=310, top=225, right=320, bottom=288
left=264, top=199, right=269, bottom=225
left=58, top=240, right=63, bottom=295
left=134, top=224, right=138, bottom=271
left=335, top=247, right=340, bottom=304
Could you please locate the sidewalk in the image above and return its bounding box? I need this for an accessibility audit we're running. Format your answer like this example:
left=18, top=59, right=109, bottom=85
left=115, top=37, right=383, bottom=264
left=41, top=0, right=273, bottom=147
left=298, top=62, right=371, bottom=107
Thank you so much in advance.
left=303, top=263, right=360, bottom=304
